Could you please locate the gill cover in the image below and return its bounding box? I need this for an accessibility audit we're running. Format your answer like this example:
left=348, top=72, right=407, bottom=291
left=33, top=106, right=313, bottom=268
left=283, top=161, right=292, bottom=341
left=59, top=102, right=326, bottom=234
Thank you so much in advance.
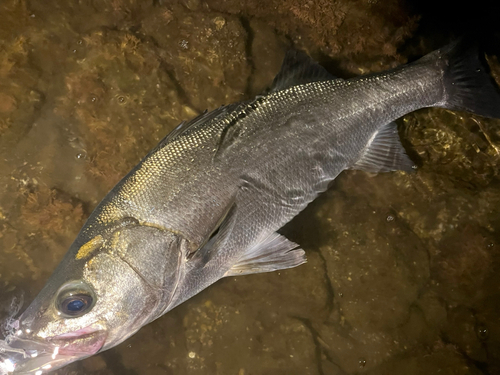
left=106, top=224, right=189, bottom=318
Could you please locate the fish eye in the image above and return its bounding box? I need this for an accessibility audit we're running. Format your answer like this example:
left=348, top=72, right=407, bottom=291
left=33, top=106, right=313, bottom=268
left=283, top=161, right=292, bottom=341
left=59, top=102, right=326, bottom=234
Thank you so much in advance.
left=55, top=281, right=96, bottom=318
left=59, top=294, right=93, bottom=316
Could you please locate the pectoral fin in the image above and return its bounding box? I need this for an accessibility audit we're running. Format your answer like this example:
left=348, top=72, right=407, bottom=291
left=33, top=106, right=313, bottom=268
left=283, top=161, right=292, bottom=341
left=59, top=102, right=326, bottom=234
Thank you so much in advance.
left=188, top=200, right=237, bottom=264
left=224, top=232, right=306, bottom=277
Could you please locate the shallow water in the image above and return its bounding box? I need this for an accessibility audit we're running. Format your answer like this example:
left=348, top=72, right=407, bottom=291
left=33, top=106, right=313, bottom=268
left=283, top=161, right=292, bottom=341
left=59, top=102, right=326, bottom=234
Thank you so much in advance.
left=0, top=0, right=499, bottom=374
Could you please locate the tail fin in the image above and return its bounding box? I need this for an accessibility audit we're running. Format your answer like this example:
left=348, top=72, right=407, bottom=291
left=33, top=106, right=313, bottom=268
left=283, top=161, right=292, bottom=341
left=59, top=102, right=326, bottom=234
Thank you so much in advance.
left=439, top=39, right=500, bottom=118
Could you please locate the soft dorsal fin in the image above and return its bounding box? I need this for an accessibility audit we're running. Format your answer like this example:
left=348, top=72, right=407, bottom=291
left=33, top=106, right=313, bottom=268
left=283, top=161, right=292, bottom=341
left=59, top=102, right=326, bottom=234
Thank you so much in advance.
left=351, top=122, right=416, bottom=173
left=270, top=50, right=340, bottom=93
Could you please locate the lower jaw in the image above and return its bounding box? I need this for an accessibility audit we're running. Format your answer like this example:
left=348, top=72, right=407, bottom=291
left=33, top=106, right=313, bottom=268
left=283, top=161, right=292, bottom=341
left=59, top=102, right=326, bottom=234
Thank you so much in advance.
left=49, top=330, right=107, bottom=356
left=3, top=331, right=107, bottom=374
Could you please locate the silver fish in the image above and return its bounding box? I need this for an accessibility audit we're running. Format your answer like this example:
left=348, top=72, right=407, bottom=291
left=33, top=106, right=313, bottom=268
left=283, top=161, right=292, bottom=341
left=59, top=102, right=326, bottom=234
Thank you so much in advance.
left=2, top=41, right=499, bottom=374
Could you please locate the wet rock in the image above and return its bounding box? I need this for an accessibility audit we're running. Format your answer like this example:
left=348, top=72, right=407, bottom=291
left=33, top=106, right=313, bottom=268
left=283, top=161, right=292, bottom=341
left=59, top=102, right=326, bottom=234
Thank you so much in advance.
left=181, top=0, right=201, bottom=11
left=248, top=19, right=288, bottom=95
left=81, top=354, right=107, bottom=372
left=20, top=186, right=85, bottom=241
left=431, top=224, right=494, bottom=306
left=141, top=4, right=251, bottom=110
left=205, top=0, right=418, bottom=72
left=415, top=290, right=447, bottom=333
left=0, top=35, right=43, bottom=143
left=279, top=172, right=429, bottom=373
left=53, top=29, right=185, bottom=194
left=403, top=109, right=500, bottom=188
left=0, top=93, right=17, bottom=113
left=443, top=306, right=487, bottom=363
left=317, top=176, right=430, bottom=327
left=369, top=342, right=485, bottom=375
left=116, top=252, right=326, bottom=375
left=175, top=252, right=326, bottom=375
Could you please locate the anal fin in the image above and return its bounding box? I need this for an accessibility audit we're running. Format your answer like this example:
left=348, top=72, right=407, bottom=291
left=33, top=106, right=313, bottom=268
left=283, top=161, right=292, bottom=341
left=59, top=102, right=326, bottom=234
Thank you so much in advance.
left=224, top=232, right=306, bottom=277
left=351, top=121, right=415, bottom=173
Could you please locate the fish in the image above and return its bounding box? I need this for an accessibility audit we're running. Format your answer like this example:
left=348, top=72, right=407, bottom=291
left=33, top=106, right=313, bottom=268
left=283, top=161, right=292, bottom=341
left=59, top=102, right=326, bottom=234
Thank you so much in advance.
left=1, top=40, right=499, bottom=374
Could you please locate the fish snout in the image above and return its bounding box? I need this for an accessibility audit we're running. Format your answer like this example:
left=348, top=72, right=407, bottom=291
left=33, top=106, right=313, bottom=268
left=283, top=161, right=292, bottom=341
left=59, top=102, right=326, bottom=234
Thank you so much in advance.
left=2, top=326, right=107, bottom=374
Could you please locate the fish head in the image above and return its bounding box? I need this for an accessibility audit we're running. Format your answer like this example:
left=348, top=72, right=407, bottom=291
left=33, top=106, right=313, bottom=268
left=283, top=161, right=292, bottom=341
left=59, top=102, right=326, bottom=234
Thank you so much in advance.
left=4, top=223, right=186, bottom=374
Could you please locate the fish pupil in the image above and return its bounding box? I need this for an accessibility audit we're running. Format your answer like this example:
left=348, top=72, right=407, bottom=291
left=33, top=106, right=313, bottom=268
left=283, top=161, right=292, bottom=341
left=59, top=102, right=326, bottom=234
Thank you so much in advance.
left=67, top=298, right=86, bottom=311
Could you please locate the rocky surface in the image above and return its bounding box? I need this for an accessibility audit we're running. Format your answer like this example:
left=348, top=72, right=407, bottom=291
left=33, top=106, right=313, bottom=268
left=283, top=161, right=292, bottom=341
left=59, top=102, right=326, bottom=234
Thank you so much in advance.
left=0, top=0, right=499, bottom=374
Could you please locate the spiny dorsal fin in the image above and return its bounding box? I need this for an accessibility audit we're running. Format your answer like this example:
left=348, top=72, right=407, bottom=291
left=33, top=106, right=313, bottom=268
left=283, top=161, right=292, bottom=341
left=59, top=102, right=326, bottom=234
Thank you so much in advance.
left=270, top=50, right=341, bottom=93
left=149, top=103, right=241, bottom=155
left=224, top=232, right=306, bottom=277
left=351, top=122, right=415, bottom=173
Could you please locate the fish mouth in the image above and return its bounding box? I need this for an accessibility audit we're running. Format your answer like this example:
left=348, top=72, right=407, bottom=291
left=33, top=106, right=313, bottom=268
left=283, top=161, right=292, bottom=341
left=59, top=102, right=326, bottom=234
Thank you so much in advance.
left=1, top=327, right=107, bottom=374
left=48, top=326, right=106, bottom=356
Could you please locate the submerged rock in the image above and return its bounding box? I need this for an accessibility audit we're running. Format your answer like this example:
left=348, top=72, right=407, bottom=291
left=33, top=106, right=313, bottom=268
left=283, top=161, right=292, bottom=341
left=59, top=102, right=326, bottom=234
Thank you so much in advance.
left=0, top=1, right=499, bottom=374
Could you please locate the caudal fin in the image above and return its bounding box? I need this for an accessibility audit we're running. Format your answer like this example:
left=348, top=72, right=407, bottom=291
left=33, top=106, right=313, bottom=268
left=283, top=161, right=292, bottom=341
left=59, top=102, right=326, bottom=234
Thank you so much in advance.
left=440, top=40, right=500, bottom=118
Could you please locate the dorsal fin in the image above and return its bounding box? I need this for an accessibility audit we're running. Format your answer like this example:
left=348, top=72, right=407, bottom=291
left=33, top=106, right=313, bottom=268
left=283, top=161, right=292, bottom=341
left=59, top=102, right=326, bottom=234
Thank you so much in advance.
left=270, top=50, right=340, bottom=92
left=149, top=103, right=241, bottom=155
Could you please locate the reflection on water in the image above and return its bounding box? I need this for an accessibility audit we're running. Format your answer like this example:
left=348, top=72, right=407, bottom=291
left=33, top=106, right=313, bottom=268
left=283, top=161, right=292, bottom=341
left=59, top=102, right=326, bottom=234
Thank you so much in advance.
left=0, top=0, right=499, bottom=374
